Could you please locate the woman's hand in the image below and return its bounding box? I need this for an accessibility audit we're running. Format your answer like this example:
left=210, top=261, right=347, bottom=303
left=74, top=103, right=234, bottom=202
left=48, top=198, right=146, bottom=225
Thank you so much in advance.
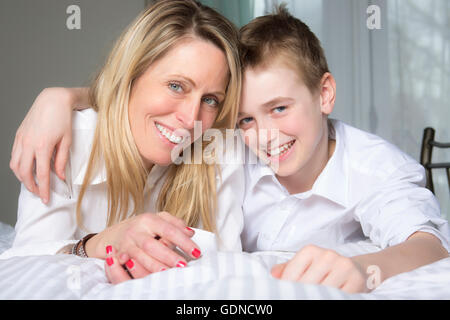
left=87, top=211, right=202, bottom=282
left=10, top=87, right=88, bottom=204
left=271, top=244, right=369, bottom=293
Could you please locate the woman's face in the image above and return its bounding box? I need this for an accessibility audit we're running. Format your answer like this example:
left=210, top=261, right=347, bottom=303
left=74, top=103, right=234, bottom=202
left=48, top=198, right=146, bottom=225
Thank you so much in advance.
left=128, top=37, right=230, bottom=168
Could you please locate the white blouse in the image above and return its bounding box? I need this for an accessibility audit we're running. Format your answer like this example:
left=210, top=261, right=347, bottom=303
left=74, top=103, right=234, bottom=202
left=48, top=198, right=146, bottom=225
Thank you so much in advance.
left=241, top=119, right=450, bottom=253
left=1, top=109, right=245, bottom=259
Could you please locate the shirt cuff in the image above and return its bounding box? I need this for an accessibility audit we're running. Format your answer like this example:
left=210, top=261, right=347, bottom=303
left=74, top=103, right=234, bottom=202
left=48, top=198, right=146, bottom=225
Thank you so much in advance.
left=0, top=240, right=78, bottom=260
left=389, top=225, right=450, bottom=253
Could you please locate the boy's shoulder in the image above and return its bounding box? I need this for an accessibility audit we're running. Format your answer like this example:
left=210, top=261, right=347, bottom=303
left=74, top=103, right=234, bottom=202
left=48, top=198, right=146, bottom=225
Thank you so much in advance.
left=332, top=119, right=421, bottom=180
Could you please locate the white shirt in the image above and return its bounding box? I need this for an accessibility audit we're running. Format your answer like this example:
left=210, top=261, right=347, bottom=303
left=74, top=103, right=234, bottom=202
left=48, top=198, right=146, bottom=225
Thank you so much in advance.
left=1, top=109, right=244, bottom=259
left=241, top=119, right=450, bottom=253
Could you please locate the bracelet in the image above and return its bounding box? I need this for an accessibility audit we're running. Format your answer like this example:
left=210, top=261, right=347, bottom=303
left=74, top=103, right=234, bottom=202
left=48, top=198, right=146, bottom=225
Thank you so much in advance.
left=72, top=233, right=97, bottom=258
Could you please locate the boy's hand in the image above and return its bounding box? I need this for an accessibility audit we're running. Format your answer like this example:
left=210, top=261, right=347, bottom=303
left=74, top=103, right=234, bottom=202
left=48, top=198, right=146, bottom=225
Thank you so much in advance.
left=271, top=244, right=369, bottom=293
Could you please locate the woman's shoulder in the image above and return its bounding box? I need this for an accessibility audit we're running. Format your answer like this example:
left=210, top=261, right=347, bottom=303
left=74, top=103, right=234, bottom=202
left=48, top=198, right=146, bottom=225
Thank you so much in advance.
left=72, top=108, right=98, bottom=131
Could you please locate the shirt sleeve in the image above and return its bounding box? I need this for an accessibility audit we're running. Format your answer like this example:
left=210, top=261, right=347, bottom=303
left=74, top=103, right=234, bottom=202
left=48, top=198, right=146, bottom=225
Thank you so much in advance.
left=211, top=136, right=246, bottom=252
left=213, top=162, right=245, bottom=252
left=354, top=161, right=450, bottom=252
left=5, top=165, right=79, bottom=258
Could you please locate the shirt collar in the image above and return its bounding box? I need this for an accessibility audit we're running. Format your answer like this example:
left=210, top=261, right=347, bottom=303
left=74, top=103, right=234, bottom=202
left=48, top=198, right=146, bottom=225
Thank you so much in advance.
left=310, top=119, right=349, bottom=207
left=246, top=156, right=277, bottom=193
left=246, top=119, right=349, bottom=207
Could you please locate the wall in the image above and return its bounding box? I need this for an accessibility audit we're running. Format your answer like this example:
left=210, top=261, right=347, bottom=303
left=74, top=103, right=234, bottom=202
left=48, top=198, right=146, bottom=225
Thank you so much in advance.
left=0, top=0, right=146, bottom=226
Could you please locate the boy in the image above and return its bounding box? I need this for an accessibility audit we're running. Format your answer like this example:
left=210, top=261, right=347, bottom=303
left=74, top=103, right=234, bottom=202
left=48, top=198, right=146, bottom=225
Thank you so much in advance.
left=237, top=6, right=449, bottom=293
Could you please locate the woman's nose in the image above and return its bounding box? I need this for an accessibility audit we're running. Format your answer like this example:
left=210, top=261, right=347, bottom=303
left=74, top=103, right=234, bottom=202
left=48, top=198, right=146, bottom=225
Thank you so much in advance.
left=176, top=98, right=201, bottom=129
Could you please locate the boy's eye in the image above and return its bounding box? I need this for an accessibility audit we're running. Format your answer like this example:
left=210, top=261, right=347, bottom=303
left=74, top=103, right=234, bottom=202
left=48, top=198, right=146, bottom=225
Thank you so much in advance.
left=203, top=96, right=219, bottom=107
left=273, top=106, right=286, bottom=113
left=238, top=117, right=253, bottom=126
left=168, top=82, right=183, bottom=93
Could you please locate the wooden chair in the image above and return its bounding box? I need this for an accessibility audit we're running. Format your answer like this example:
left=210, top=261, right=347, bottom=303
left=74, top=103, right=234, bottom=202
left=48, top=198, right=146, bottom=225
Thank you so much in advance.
left=420, top=127, right=450, bottom=194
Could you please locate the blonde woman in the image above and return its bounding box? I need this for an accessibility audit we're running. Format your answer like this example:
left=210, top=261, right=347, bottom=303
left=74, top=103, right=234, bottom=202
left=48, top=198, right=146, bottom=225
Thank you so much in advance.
left=6, top=0, right=245, bottom=284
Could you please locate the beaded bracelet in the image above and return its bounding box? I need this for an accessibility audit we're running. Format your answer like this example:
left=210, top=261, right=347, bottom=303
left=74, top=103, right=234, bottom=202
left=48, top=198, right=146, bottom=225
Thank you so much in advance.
left=71, top=233, right=97, bottom=258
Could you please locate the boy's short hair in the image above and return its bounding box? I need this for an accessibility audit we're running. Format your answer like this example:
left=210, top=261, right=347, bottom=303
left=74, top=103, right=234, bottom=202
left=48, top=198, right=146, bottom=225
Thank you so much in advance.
left=239, top=5, right=329, bottom=94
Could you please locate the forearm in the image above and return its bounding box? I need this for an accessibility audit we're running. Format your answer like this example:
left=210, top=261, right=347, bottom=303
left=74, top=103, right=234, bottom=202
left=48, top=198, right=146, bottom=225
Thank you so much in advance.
left=351, top=232, right=449, bottom=285
left=67, top=87, right=90, bottom=110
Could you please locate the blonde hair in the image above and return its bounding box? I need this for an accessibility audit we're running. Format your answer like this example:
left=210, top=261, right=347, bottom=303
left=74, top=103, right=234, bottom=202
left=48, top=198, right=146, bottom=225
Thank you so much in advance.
left=240, top=5, right=329, bottom=94
left=76, top=0, right=241, bottom=233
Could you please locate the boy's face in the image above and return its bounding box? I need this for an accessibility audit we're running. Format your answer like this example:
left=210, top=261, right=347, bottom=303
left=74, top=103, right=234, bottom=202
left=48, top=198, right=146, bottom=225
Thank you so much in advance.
left=238, top=60, right=335, bottom=178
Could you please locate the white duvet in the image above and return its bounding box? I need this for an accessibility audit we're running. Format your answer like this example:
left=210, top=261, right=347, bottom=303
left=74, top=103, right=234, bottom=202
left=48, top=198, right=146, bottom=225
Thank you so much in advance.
left=1, top=222, right=449, bottom=300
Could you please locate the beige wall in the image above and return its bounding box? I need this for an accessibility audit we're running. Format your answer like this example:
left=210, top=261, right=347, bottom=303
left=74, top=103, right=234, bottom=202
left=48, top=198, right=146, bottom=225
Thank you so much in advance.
left=0, top=0, right=146, bottom=226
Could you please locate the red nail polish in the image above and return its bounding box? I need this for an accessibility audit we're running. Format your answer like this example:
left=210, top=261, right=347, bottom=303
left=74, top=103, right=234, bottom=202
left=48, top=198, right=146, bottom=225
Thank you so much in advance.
left=126, top=259, right=135, bottom=270
left=192, top=248, right=201, bottom=258
left=106, top=257, right=114, bottom=266
left=106, top=245, right=112, bottom=255
left=176, top=261, right=186, bottom=268
left=186, top=227, right=194, bottom=232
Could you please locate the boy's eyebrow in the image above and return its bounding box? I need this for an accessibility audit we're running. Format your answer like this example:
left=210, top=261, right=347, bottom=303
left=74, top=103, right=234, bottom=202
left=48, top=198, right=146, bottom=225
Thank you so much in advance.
left=262, top=96, right=295, bottom=108
left=237, top=97, right=294, bottom=118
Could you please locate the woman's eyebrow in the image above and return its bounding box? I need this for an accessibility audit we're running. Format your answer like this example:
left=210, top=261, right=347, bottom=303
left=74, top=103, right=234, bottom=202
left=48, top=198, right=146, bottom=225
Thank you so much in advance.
left=168, top=74, right=225, bottom=98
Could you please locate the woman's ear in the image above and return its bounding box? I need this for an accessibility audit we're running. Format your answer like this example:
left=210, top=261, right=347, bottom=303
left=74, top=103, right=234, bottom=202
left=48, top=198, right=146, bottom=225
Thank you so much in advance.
left=319, top=72, right=336, bottom=115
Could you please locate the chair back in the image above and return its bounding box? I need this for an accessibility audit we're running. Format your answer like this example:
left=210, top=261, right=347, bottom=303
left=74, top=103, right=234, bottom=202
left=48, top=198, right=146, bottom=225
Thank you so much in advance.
left=419, top=127, right=450, bottom=194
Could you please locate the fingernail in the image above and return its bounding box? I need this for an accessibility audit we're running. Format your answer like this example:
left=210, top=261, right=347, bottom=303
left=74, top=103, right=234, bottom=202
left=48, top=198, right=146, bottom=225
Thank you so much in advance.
left=186, top=227, right=194, bottom=232
left=160, top=268, right=167, bottom=272
left=106, top=245, right=112, bottom=255
left=176, top=261, right=186, bottom=268
left=125, top=259, right=135, bottom=271
left=106, top=257, right=114, bottom=266
left=191, top=248, right=201, bottom=258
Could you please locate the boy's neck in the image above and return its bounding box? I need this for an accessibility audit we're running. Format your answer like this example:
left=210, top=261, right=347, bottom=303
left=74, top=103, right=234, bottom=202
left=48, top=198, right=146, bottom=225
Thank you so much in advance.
left=276, top=127, right=336, bottom=195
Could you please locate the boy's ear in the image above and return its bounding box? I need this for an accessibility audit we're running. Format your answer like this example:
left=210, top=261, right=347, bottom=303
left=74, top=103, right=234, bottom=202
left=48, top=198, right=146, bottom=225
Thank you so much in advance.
left=319, top=72, right=336, bottom=115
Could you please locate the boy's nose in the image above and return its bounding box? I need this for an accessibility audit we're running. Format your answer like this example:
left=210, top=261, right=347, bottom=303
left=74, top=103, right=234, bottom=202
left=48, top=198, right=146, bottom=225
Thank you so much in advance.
left=257, top=120, right=280, bottom=149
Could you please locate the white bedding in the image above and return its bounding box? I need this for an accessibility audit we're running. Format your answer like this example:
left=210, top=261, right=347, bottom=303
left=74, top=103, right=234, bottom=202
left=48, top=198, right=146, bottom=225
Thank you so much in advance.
left=1, top=222, right=449, bottom=300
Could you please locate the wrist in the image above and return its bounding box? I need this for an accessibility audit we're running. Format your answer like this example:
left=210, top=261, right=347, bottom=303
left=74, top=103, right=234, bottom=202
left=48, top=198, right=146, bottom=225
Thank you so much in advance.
left=84, top=233, right=102, bottom=258
left=351, top=254, right=384, bottom=290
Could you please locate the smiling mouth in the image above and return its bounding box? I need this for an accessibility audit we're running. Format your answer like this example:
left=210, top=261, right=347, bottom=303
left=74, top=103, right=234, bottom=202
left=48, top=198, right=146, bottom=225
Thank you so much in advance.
left=155, top=122, right=185, bottom=144
left=266, top=140, right=296, bottom=157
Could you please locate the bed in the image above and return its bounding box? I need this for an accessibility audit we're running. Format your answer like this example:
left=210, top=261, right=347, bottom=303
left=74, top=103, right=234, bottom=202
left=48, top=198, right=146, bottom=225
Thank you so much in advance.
left=1, top=222, right=449, bottom=300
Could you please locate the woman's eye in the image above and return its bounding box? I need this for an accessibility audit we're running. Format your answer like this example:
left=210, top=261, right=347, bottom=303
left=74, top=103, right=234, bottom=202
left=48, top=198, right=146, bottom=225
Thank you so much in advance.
left=273, top=106, right=286, bottom=113
left=168, top=82, right=183, bottom=93
left=203, top=96, right=219, bottom=107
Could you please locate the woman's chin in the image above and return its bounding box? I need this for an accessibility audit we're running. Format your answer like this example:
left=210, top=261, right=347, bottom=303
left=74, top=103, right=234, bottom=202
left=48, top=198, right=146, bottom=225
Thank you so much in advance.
left=142, top=153, right=174, bottom=168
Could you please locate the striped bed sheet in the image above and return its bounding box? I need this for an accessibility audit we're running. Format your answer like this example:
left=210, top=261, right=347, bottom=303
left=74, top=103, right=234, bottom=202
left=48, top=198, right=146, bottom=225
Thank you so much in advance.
left=0, top=223, right=449, bottom=300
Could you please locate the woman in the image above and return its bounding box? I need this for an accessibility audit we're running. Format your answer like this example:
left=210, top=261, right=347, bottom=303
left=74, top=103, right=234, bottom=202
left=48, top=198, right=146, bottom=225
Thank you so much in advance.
left=7, top=0, right=245, bottom=284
